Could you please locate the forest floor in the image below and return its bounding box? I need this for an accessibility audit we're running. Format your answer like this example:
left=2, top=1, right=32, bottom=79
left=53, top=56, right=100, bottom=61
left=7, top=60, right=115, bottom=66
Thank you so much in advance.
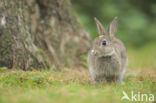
left=0, top=43, right=155, bottom=103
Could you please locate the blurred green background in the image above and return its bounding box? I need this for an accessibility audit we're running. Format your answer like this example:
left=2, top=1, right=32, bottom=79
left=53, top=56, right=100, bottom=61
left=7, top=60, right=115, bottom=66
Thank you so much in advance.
left=72, top=0, right=156, bottom=47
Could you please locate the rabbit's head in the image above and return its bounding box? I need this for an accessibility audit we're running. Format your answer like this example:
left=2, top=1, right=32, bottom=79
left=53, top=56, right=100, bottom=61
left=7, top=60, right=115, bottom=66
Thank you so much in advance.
left=91, top=17, right=118, bottom=57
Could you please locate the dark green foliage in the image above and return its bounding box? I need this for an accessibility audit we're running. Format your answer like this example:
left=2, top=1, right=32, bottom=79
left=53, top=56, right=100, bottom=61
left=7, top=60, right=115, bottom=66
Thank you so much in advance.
left=72, top=0, right=156, bottom=47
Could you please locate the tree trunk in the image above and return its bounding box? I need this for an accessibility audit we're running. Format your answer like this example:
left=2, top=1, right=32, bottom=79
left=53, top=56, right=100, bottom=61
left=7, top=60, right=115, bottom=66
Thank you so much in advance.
left=0, top=0, right=90, bottom=70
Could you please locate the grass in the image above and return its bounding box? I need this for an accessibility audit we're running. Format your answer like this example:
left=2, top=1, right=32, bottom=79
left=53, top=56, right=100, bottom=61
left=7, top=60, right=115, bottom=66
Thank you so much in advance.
left=0, top=43, right=155, bottom=103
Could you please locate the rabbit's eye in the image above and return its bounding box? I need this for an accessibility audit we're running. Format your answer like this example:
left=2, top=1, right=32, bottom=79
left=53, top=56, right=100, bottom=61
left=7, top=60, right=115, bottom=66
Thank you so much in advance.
left=102, top=40, right=107, bottom=46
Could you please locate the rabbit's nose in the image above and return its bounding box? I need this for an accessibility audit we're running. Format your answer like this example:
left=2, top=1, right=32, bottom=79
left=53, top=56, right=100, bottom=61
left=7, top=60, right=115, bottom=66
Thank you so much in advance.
left=91, top=49, right=97, bottom=56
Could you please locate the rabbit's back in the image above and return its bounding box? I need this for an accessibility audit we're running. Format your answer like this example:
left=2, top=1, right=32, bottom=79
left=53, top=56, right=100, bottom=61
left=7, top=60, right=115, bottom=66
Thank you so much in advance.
left=112, top=37, right=128, bottom=72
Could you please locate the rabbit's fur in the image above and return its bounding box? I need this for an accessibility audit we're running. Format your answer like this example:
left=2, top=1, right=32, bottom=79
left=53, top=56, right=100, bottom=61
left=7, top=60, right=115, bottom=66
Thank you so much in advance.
left=88, top=17, right=128, bottom=83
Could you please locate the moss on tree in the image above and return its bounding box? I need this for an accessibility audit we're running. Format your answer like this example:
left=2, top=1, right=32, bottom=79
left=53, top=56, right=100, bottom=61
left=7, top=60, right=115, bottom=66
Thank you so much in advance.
left=0, top=0, right=90, bottom=70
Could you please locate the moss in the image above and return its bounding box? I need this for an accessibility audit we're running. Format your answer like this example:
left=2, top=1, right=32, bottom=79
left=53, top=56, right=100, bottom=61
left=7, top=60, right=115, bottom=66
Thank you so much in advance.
left=0, top=67, right=8, bottom=71
left=0, top=27, right=12, bottom=67
left=38, top=48, right=50, bottom=69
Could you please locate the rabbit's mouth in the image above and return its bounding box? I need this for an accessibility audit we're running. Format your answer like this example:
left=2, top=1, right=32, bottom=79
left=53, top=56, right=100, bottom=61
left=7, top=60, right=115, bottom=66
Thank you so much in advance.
left=90, top=48, right=114, bottom=57
left=99, top=48, right=115, bottom=57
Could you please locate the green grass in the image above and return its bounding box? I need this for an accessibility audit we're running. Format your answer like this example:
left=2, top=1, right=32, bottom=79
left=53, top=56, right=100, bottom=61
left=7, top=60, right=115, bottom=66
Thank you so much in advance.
left=0, top=43, right=155, bottom=103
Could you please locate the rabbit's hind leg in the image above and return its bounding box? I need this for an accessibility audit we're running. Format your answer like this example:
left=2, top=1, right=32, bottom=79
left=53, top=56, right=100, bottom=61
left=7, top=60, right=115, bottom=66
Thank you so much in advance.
left=118, top=58, right=128, bottom=83
left=117, top=70, right=126, bottom=83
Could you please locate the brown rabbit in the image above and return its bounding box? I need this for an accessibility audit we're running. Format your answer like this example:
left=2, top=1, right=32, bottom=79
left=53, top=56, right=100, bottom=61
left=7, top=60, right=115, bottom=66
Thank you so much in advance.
left=87, top=17, right=128, bottom=83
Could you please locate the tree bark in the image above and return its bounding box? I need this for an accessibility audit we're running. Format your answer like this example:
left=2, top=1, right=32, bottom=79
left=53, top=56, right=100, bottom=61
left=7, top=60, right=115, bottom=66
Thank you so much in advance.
left=0, top=0, right=90, bottom=70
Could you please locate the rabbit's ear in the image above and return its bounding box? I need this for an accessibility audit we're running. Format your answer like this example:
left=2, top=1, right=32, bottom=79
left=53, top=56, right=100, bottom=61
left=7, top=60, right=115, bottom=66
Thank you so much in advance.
left=107, top=17, right=118, bottom=37
left=94, top=17, right=105, bottom=35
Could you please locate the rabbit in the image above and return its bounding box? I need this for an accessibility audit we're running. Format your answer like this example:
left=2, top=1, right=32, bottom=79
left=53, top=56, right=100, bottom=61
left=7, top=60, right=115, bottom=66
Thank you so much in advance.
left=87, top=17, right=128, bottom=83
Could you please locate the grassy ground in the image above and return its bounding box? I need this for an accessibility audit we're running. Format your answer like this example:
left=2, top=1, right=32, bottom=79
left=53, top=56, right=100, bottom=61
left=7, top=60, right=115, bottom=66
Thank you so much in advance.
left=0, top=43, right=155, bottom=103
